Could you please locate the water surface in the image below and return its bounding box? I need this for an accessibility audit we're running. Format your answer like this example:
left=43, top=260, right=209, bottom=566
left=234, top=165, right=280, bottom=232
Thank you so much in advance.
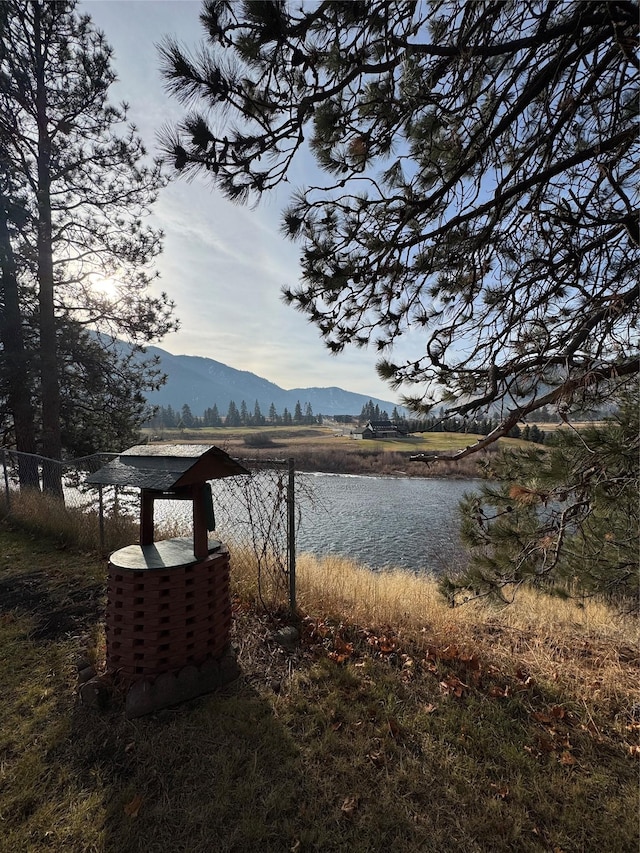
left=295, top=473, right=477, bottom=573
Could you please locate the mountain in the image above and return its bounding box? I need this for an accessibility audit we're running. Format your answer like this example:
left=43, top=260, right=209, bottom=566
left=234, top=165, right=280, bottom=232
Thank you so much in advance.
left=137, top=343, right=403, bottom=417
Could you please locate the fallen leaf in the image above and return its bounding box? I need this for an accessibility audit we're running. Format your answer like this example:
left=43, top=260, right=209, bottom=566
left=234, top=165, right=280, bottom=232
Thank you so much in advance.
left=536, top=734, right=556, bottom=754
left=532, top=711, right=554, bottom=724
left=439, top=644, right=460, bottom=661
left=490, top=783, right=509, bottom=800
left=341, top=795, right=359, bottom=816
left=124, top=793, right=143, bottom=818
left=628, top=745, right=640, bottom=758
left=423, top=703, right=438, bottom=714
left=439, top=675, right=466, bottom=697
left=329, top=636, right=354, bottom=664
left=559, top=751, right=577, bottom=766
left=379, top=638, right=396, bottom=654
left=489, top=685, right=510, bottom=699
left=387, top=717, right=401, bottom=738
left=459, top=653, right=481, bottom=670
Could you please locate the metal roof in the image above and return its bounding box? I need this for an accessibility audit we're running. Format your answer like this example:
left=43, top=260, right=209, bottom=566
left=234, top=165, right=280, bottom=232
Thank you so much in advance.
left=85, top=444, right=249, bottom=490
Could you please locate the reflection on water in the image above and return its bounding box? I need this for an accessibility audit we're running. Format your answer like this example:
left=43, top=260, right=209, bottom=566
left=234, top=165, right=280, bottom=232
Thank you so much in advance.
left=296, top=473, right=476, bottom=574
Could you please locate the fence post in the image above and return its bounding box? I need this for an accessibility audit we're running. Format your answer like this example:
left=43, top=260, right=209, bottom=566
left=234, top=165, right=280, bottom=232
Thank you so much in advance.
left=287, top=458, right=296, bottom=615
left=2, top=449, right=10, bottom=509
left=98, top=484, right=105, bottom=555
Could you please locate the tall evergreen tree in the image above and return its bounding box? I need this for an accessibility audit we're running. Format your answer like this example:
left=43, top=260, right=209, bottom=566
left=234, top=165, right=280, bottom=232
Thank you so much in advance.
left=0, top=0, right=176, bottom=492
left=181, top=403, right=194, bottom=428
left=445, top=386, right=639, bottom=608
left=160, top=0, right=638, bottom=448
left=225, top=399, right=240, bottom=426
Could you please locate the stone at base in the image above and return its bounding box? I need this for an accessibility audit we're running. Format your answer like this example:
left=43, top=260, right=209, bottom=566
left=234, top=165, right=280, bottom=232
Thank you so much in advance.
left=79, top=674, right=112, bottom=710
left=125, top=648, right=240, bottom=719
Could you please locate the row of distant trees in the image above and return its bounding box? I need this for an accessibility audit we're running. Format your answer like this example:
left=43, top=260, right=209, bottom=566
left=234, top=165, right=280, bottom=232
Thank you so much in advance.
left=147, top=398, right=548, bottom=444
left=146, top=400, right=324, bottom=430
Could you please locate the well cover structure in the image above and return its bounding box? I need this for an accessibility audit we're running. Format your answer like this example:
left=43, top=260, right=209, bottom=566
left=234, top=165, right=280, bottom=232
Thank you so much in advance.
left=87, top=444, right=249, bottom=716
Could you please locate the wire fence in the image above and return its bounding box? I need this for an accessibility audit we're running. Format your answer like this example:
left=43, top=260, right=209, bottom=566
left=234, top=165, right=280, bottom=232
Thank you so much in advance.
left=0, top=449, right=296, bottom=612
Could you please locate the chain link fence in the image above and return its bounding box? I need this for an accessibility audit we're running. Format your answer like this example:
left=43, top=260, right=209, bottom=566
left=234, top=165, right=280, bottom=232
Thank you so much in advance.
left=0, top=449, right=296, bottom=612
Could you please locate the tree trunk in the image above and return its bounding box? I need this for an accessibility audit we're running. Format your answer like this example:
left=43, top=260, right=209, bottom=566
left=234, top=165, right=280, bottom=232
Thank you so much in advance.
left=34, top=2, right=63, bottom=498
left=0, top=202, right=40, bottom=490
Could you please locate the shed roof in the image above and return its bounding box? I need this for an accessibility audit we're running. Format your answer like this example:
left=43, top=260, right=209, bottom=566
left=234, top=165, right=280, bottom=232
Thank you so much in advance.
left=85, top=444, right=249, bottom=491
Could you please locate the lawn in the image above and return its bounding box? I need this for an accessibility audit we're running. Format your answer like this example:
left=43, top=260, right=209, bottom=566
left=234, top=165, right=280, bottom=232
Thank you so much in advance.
left=0, top=521, right=638, bottom=852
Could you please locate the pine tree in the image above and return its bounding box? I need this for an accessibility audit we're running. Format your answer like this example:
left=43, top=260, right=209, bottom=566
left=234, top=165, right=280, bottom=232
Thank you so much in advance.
left=1, top=0, right=176, bottom=492
left=445, top=387, right=639, bottom=608
left=181, top=404, right=194, bottom=428
left=225, top=400, right=240, bottom=427
left=164, top=405, right=176, bottom=428
left=293, top=401, right=303, bottom=424
left=160, top=0, right=638, bottom=450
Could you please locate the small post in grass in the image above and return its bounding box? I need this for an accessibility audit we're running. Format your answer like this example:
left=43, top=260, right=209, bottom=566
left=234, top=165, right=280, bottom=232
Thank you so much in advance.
left=2, top=449, right=10, bottom=509
left=287, top=457, right=296, bottom=615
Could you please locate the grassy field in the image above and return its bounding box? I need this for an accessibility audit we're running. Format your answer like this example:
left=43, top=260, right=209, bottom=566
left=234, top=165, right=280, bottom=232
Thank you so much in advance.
left=0, top=518, right=638, bottom=853
left=139, top=425, right=529, bottom=478
left=142, top=423, right=523, bottom=455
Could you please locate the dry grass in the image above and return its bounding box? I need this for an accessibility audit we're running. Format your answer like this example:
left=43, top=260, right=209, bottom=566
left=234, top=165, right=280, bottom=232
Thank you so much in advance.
left=1, top=488, right=138, bottom=554
left=142, top=425, right=523, bottom=476
left=239, top=552, right=639, bottom=717
left=0, top=520, right=638, bottom=852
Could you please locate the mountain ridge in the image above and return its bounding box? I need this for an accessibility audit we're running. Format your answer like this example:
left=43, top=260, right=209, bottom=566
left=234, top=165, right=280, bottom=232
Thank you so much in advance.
left=137, top=343, right=404, bottom=417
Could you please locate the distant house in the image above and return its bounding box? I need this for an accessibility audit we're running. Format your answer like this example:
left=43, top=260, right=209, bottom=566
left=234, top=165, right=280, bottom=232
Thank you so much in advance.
left=354, top=420, right=406, bottom=440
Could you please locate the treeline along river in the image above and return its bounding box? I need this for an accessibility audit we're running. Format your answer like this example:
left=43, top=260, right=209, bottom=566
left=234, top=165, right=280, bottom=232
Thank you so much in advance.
left=295, top=474, right=475, bottom=573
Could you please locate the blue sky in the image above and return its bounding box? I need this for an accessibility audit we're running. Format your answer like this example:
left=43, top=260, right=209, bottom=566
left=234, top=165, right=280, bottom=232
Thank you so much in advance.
left=81, top=0, right=419, bottom=403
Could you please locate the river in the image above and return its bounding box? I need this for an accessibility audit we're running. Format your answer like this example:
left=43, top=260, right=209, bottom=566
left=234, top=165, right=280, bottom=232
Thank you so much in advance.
left=98, top=471, right=479, bottom=576
left=295, top=473, right=477, bottom=574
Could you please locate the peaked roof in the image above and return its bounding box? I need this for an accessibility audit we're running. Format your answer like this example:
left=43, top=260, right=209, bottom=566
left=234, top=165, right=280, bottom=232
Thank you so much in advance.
left=86, top=444, right=249, bottom=491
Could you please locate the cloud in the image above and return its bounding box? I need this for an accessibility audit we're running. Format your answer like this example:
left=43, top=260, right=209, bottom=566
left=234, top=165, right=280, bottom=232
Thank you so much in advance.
left=80, top=0, right=413, bottom=403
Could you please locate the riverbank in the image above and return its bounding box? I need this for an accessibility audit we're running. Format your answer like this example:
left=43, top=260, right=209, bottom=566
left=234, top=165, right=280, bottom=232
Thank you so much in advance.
left=1, top=521, right=637, bottom=852
left=143, top=425, right=502, bottom=477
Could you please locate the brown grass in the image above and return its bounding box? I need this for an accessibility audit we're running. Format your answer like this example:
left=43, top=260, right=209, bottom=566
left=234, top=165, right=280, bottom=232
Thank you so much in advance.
left=141, top=425, right=525, bottom=477
left=1, top=488, right=138, bottom=553
left=246, top=552, right=639, bottom=717
left=0, top=513, right=638, bottom=852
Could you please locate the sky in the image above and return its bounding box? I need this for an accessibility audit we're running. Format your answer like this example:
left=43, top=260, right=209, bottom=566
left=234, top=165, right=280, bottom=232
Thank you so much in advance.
left=80, top=0, right=418, bottom=404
